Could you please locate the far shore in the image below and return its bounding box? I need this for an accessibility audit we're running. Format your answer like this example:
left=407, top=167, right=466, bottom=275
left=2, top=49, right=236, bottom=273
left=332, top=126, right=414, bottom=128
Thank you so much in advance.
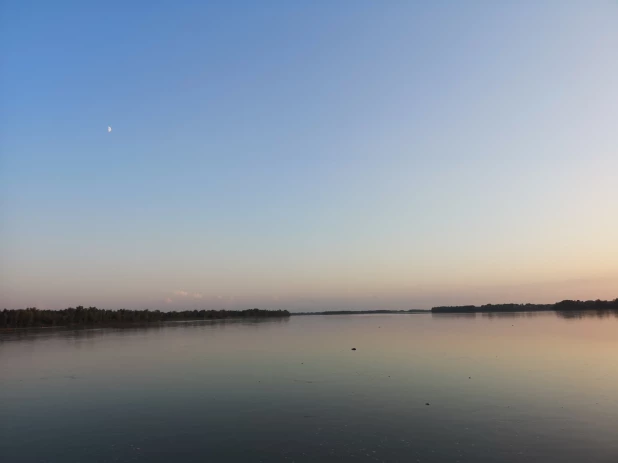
left=3, top=298, right=617, bottom=330
left=292, top=310, right=429, bottom=316
left=432, top=299, right=618, bottom=313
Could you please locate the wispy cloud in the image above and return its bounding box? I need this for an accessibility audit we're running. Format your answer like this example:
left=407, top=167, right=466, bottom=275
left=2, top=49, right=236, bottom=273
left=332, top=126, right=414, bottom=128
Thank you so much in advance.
left=172, top=290, right=203, bottom=299
left=165, top=297, right=173, bottom=303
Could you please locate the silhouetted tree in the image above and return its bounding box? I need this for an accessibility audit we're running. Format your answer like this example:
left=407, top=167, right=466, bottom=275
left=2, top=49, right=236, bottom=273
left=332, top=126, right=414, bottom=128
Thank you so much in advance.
left=0, top=307, right=290, bottom=328
left=432, top=299, right=618, bottom=314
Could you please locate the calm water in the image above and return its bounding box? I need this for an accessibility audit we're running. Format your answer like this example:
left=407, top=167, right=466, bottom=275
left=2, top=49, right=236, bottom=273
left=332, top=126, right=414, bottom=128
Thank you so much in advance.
left=1, top=312, right=617, bottom=462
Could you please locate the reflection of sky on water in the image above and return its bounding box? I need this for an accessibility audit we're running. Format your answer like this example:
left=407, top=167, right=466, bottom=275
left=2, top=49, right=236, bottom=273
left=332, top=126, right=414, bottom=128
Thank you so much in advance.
left=1, top=313, right=617, bottom=462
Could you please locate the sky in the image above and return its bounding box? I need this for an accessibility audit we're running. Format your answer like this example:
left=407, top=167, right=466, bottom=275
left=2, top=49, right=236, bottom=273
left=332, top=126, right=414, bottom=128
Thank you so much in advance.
left=1, top=1, right=617, bottom=311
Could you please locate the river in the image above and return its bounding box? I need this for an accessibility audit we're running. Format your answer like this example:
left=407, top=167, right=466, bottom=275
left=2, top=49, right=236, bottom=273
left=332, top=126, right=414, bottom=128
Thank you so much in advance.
left=1, top=311, right=617, bottom=462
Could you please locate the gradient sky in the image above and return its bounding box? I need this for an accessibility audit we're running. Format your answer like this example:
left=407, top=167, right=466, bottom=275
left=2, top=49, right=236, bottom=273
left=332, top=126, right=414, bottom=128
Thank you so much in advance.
left=1, top=1, right=617, bottom=311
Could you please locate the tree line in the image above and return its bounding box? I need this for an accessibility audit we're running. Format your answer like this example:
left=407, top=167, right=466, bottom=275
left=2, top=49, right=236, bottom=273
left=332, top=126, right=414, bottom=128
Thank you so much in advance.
left=431, top=299, right=618, bottom=313
left=294, top=309, right=429, bottom=316
left=0, top=306, right=290, bottom=328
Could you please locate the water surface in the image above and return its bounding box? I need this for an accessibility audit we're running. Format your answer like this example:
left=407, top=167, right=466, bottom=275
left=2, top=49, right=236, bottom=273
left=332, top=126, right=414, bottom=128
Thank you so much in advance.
left=1, top=312, right=617, bottom=462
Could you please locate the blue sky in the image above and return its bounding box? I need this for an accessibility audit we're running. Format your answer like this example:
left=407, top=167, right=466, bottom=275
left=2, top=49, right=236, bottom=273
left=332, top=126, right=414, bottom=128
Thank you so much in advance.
left=1, top=1, right=617, bottom=310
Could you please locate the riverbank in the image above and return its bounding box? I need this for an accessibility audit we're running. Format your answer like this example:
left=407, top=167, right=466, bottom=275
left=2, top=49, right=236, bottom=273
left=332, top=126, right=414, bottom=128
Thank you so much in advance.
left=292, top=310, right=430, bottom=316
left=0, top=307, right=290, bottom=329
left=431, top=299, right=618, bottom=313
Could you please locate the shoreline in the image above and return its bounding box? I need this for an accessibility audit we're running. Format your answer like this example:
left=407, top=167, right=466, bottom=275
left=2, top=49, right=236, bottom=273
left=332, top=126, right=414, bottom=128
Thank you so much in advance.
left=432, top=299, right=618, bottom=313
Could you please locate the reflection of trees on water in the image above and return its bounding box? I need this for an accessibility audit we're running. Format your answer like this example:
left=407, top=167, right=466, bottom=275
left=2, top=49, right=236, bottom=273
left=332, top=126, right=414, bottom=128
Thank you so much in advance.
left=0, top=316, right=290, bottom=345
left=1, top=307, right=290, bottom=329
left=431, top=309, right=618, bottom=320
left=432, top=313, right=478, bottom=319
left=555, top=309, right=618, bottom=320
left=431, top=299, right=618, bottom=319
left=481, top=311, right=547, bottom=319
left=432, top=311, right=547, bottom=320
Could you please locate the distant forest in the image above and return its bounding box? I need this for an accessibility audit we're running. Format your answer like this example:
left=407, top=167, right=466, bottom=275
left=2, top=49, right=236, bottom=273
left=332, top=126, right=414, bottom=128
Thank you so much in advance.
left=432, top=299, right=618, bottom=313
left=294, top=310, right=429, bottom=316
left=1, top=307, right=290, bottom=328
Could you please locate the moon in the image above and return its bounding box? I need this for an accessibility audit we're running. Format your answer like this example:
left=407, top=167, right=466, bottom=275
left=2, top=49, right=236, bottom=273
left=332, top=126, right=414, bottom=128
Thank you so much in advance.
left=108, top=126, right=112, bottom=133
